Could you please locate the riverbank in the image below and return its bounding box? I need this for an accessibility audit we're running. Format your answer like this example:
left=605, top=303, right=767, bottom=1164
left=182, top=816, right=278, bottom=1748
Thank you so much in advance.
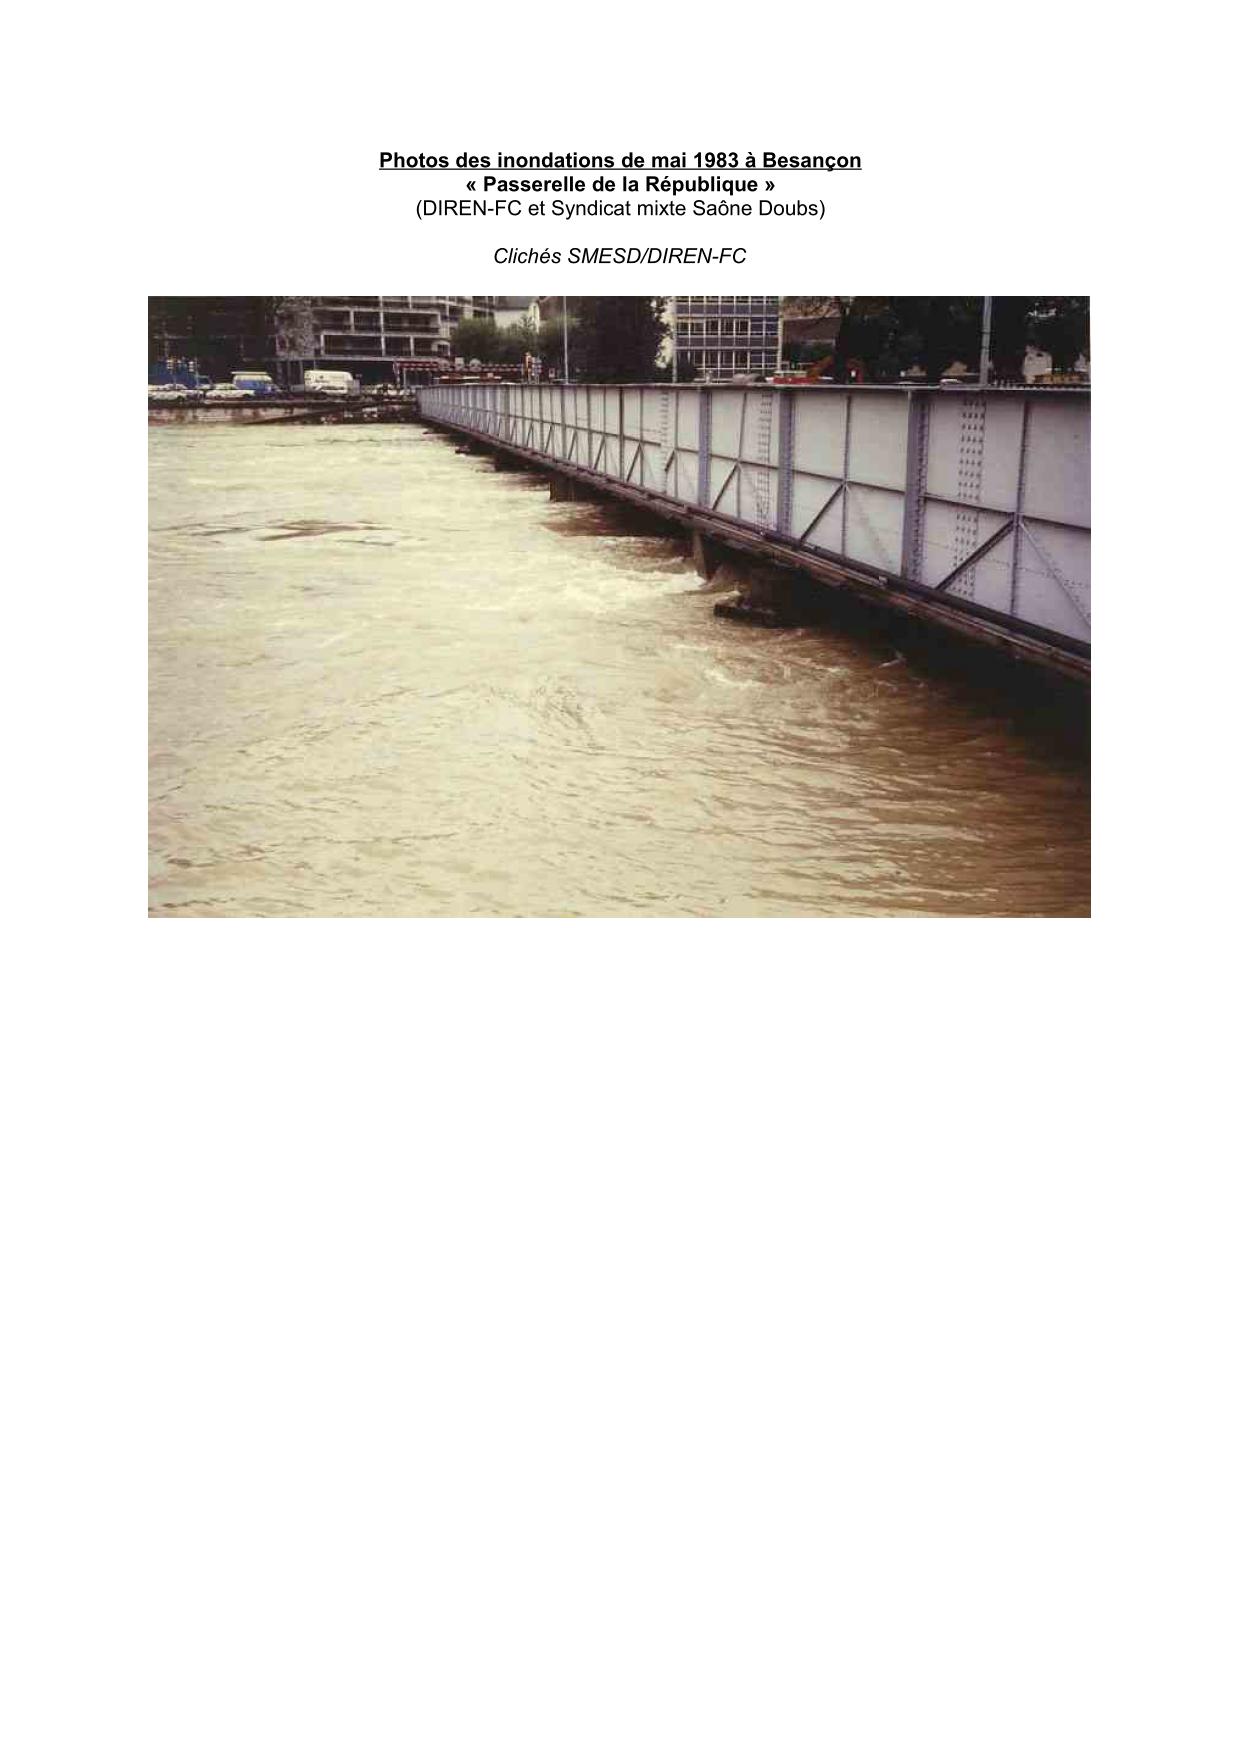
left=148, top=398, right=421, bottom=427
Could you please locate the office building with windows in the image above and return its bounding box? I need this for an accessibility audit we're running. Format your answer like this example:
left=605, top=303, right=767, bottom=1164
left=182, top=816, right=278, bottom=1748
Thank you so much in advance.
left=669, top=295, right=782, bottom=380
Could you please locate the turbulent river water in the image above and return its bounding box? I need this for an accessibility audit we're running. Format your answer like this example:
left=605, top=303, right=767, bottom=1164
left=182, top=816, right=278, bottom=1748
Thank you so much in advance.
left=149, top=423, right=1089, bottom=917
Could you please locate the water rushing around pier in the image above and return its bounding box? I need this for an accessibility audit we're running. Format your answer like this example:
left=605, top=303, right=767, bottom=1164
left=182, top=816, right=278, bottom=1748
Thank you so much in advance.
left=149, top=424, right=1089, bottom=916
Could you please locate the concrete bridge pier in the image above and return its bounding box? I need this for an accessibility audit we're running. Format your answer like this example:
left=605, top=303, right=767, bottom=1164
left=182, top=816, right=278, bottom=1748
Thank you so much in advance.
left=548, top=473, right=609, bottom=504
left=715, top=561, right=824, bottom=628
left=694, top=528, right=813, bottom=623
left=691, top=530, right=727, bottom=580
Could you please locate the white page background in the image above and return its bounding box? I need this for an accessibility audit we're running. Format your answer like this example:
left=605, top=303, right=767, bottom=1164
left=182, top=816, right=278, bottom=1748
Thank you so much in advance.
left=6, top=12, right=1234, bottom=1754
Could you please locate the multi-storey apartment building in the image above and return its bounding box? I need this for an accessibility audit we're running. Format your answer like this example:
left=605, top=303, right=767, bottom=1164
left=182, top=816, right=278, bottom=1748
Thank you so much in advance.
left=274, top=297, right=498, bottom=384
left=669, top=295, right=782, bottom=380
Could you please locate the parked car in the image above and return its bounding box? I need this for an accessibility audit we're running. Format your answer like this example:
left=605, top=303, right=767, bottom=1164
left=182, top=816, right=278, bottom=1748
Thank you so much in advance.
left=205, top=384, right=256, bottom=401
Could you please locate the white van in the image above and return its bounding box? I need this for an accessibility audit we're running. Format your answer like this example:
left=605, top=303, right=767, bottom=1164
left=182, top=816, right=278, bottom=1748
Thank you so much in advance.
left=304, top=370, right=359, bottom=397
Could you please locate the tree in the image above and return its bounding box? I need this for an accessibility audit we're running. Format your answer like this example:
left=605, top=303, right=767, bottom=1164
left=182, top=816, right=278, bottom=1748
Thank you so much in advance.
left=536, top=298, right=666, bottom=381
left=769, top=295, right=1089, bottom=384
left=498, top=315, right=541, bottom=366
left=576, top=297, right=666, bottom=381
left=1029, top=297, right=1090, bottom=372
left=535, top=312, right=578, bottom=377
left=885, top=297, right=982, bottom=381
left=825, top=296, right=901, bottom=381
left=987, top=297, right=1037, bottom=380
left=831, top=297, right=857, bottom=383
left=450, top=317, right=502, bottom=364
left=784, top=295, right=902, bottom=382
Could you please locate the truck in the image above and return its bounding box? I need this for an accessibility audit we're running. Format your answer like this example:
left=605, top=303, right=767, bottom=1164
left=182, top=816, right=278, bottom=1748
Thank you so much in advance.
left=303, top=370, right=360, bottom=398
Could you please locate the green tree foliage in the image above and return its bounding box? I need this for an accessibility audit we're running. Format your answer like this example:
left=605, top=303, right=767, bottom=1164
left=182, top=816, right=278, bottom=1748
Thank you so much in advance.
left=795, top=296, right=1087, bottom=383
left=578, top=297, right=667, bottom=381
left=504, top=316, right=541, bottom=364
left=536, top=298, right=666, bottom=381
left=885, top=298, right=984, bottom=381
left=535, top=313, right=577, bottom=376
left=454, top=297, right=1087, bottom=384
left=1028, top=297, right=1090, bottom=371
left=451, top=314, right=549, bottom=370
left=987, top=297, right=1037, bottom=379
left=451, top=317, right=503, bottom=364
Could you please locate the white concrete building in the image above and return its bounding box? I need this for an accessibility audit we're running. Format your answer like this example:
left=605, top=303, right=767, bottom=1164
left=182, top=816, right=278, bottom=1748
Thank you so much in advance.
left=275, top=297, right=498, bottom=384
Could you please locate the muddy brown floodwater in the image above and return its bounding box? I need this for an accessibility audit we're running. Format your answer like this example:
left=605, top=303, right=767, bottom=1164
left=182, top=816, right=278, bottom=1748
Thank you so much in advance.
left=149, top=423, right=1089, bottom=917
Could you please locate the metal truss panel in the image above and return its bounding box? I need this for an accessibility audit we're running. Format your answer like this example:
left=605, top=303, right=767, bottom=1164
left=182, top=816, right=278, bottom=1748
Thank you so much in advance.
left=708, top=455, right=739, bottom=510
left=919, top=505, right=1017, bottom=592
left=792, top=473, right=846, bottom=553
left=675, top=390, right=700, bottom=459
left=708, top=389, right=745, bottom=457
left=924, top=394, right=983, bottom=506
left=944, top=533, right=1018, bottom=616
left=1020, top=399, right=1090, bottom=528
left=847, top=394, right=908, bottom=491
left=1018, top=518, right=1091, bottom=632
left=845, top=483, right=904, bottom=574
left=789, top=392, right=848, bottom=480
left=735, top=462, right=779, bottom=529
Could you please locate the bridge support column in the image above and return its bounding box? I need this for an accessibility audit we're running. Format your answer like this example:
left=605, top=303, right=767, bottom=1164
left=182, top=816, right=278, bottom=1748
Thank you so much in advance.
left=715, top=562, right=823, bottom=628
left=549, top=472, right=606, bottom=504
left=692, top=530, right=726, bottom=579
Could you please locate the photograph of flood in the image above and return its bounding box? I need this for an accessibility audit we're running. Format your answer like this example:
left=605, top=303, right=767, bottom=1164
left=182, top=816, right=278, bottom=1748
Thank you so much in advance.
left=149, top=295, right=1090, bottom=917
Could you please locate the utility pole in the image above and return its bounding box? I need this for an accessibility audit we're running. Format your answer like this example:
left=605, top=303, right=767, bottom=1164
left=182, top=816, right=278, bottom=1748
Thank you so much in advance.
left=979, top=295, right=993, bottom=389
left=562, top=295, right=570, bottom=382
left=670, top=298, right=678, bottom=383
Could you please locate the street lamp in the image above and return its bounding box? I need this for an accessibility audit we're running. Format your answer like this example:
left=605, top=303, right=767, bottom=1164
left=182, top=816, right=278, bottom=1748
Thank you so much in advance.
left=979, top=295, right=993, bottom=389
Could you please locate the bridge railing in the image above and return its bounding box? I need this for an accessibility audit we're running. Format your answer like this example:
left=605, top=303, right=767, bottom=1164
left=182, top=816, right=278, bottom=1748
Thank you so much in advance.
left=421, top=381, right=1090, bottom=647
